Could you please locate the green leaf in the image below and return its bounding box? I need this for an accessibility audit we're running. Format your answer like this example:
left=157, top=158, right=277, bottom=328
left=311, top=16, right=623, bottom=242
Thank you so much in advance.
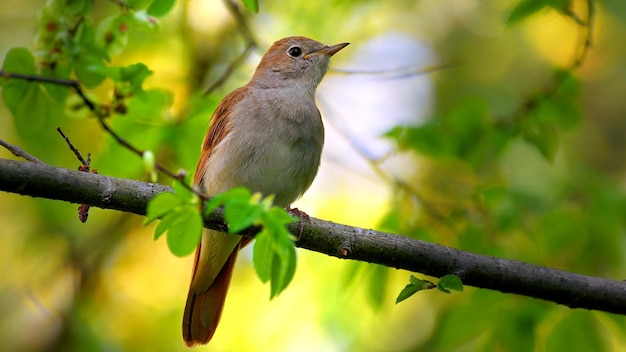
left=133, top=11, right=161, bottom=31
left=154, top=211, right=174, bottom=240
left=506, top=0, right=549, bottom=25
left=253, top=208, right=297, bottom=299
left=1, top=47, right=35, bottom=75
left=165, top=206, right=203, bottom=257
left=506, top=0, right=572, bottom=25
left=270, top=229, right=297, bottom=298
left=147, top=0, right=177, bottom=17
left=522, top=120, right=559, bottom=162
left=173, top=179, right=197, bottom=203
left=253, top=229, right=273, bottom=283
left=74, top=56, right=107, bottom=87
left=546, top=0, right=571, bottom=14
left=384, top=124, right=452, bottom=158
left=437, top=274, right=464, bottom=294
left=145, top=191, right=183, bottom=224
left=12, top=85, right=53, bottom=137
left=96, top=14, right=134, bottom=55
left=396, top=275, right=435, bottom=304
left=224, top=198, right=263, bottom=233
left=64, top=0, right=92, bottom=16
left=125, top=0, right=154, bottom=10
left=241, top=0, right=259, bottom=13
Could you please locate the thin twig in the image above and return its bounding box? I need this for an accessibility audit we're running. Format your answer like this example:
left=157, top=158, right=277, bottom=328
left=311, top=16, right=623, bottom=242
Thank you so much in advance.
left=1, top=70, right=205, bottom=199
left=0, top=71, right=95, bottom=111
left=501, top=1, right=595, bottom=126
left=571, top=0, right=594, bottom=69
left=223, top=0, right=257, bottom=46
left=204, top=41, right=256, bottom=96
left=56, top=126, right=90, bottom=167
left=331, top=62, right=457, bottom=79
left=0, top=139, right=44, bottom=164
left=201, top=0, right=260, bottom=96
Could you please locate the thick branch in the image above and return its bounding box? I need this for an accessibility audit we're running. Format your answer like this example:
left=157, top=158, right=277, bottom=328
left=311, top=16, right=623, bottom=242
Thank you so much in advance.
left=1, top=157, right=625, bottom=314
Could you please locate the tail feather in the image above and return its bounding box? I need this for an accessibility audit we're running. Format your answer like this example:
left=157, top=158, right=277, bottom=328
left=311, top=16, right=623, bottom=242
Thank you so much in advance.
left=182, top=244, right=240, bottom=347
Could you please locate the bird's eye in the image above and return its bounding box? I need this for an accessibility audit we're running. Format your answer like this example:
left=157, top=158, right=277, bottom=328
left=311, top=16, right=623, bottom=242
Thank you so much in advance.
left=287, top=46, right=302, bottom=57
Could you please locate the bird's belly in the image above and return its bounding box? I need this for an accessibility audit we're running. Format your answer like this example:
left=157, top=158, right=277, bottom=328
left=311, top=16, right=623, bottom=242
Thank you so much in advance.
left=238, top=140, right=320, bottom=207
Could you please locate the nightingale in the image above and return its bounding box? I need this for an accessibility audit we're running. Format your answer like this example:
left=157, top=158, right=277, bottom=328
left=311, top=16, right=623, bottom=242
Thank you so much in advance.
left=183, top=36, right=349, bottom=346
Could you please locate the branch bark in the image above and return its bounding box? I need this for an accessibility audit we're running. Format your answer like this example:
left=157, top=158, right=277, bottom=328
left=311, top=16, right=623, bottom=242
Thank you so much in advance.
left=1, top=157, right=625, bottom=314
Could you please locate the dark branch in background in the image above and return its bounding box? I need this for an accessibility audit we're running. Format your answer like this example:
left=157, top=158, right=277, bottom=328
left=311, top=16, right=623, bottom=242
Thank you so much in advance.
left=202, top=0, right=260, bottom=96
left=506, top=0, right=595, bottom=124
left=1, top=156, right=625, bottom=315
left=0, top=70, right=202, bottom=199
left=331, top=62, right=457, bottom=80
left=0, top=71, right=95, bottom=111
left=203, top=41, right=256, bottom=96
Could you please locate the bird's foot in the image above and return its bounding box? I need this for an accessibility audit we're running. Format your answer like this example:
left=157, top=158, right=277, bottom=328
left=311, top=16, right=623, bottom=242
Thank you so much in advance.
left=286, top=205, right=311, bottom=238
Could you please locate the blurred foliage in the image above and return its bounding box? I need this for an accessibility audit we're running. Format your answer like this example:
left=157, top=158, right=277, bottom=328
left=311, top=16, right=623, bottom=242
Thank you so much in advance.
left=1, top=0, right=626, bottom=351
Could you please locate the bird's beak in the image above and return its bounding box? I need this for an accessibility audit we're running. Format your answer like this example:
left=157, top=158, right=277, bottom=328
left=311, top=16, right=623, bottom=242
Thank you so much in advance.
left=304, top=42, right=350, bottom=59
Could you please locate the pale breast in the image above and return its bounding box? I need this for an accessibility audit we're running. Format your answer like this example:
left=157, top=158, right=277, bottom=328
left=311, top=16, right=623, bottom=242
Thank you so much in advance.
left=203, top=87, right=324, bottom=207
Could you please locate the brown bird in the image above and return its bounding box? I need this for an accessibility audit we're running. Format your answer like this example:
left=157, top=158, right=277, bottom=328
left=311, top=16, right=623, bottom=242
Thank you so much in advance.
left=183, top=36, right=349, bottom=346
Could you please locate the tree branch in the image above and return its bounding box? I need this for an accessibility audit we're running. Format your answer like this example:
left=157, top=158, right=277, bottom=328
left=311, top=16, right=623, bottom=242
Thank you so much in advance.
left=1, top=157, right=625, bottom=314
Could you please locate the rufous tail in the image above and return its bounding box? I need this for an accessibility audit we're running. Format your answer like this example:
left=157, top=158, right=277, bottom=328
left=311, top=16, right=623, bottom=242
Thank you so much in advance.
left=182, top=245, right=239, bottom=347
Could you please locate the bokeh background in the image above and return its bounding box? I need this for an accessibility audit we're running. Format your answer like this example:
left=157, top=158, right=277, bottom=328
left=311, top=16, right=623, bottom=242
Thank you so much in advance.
left=1, top=0, right=626, bottom=351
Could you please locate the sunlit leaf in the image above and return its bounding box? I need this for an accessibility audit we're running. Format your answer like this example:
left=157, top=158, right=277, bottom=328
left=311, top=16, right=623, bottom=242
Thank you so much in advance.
left=147, top=0, right=177, bottom=17
left=506, top=0, right=549, bottom=25
left=145, top=191, right=182, bottom=224
left=396, top=275, right=435, bottom=304
left=165, top=206, right=203, bottom=257
left=224, top=197, right=263, bottom=233
left=253, top=229, right=272, bottom=283
left=125, top=0, right=153, bottom=10
left=241, top=0, right=259, bottom=13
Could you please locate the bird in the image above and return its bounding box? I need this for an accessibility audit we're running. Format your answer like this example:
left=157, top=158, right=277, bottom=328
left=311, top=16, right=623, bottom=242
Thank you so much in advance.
left=183, top=36, right=349, bottom=347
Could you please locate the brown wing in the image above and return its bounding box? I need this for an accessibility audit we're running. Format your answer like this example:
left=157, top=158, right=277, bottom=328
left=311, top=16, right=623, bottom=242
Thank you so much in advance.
left=183, top=86, right=251, bottom=346
left=193, top=86, right=250, bottom=188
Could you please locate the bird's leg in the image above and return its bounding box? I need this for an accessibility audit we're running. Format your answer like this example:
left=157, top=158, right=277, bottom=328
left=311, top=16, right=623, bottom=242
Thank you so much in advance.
left=286, top=205, right=310, bottom=238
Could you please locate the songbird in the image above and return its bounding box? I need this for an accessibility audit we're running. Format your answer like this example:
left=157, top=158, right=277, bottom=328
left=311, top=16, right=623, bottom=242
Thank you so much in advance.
left=183, top=36, right=349, bottom=346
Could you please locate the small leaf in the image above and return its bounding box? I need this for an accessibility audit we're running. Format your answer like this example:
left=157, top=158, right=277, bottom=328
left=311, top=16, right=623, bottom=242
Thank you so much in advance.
left=522, top=121, right=559, bottom=162
left=223, top=197, right=263, bottom=233
left=143, top=149, right=156, bottom=172
left=506, top=0, right=548, bottom=25
left=437, top=274, right=464, bottom=294
left=125, top=0, right=153, bottom=10
left=1, top=47, right=35, bottom=75
left=154, top=211, right=174, bottom=239
left=173, top=180, right=197, bottom=203
left=145, top=191, right=182, bottom=224
left=147, top=0, right=177, bottom=17
left=395, top=275, right=435, bottom=304
left=64, top=0, right=92, bottom=16
left=253, top=229, right=272, bottom=283
left=14, top=85, right=52, bottom=137
left=165, top=206, right=203, bottom=257
left=241, top=0, right=259, bottom=13
left=269, top=226, right=297, bottom=298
